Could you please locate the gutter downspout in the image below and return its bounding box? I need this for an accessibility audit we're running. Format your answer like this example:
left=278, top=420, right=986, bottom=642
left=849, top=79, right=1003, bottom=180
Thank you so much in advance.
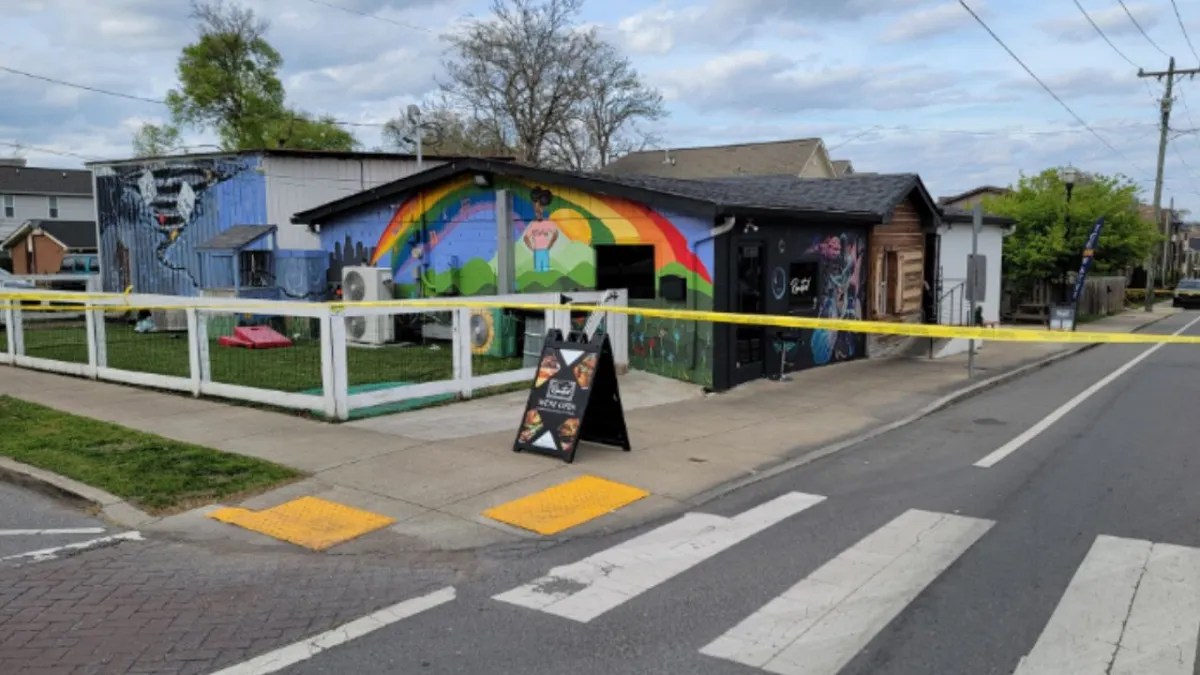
left=691, top=215, right=737, bottom=371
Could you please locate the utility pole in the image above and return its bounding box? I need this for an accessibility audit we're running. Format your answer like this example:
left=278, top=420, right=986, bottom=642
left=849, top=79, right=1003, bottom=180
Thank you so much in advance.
left=1166, top=195, right=1175, bottom=285
left=1139, top=58, right=1200, bottom=310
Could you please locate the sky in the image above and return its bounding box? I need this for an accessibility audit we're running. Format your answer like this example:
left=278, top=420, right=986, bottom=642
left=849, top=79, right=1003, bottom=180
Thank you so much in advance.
left=3, top=0, right=1200, bottom=214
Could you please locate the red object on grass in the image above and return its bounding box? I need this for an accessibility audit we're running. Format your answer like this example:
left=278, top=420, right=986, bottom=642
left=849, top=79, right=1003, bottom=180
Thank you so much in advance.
left=218, top=326, right=293, bottom=349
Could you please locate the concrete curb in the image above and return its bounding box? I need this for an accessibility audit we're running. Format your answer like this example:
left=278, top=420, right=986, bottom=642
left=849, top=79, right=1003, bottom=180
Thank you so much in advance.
left=685, top=310, right=1180, bottom=508
left=0, top=457, right=158, bottom=528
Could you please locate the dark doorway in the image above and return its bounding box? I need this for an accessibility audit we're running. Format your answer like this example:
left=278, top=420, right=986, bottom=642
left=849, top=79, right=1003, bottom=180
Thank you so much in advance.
left=731, top=241, right=766, bottom=386
left=923, top=232, right=939, bottom=323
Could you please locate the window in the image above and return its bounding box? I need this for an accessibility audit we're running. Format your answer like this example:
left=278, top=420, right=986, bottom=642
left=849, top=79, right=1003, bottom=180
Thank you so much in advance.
left=788, top=261, right=820, bottom=311
left=239, top=251, right=273, bottom=288
left=595, top=244, right=656, bottom=300
left=47, top=196, right=58, bottom=219
left=2, top=195, right=12, bottom=219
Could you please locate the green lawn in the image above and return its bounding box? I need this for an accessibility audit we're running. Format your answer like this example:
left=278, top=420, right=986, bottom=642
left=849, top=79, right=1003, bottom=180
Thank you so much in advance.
left=0, top=396, right=299, bottom=513
left=18, top=321, right=523, bottom=393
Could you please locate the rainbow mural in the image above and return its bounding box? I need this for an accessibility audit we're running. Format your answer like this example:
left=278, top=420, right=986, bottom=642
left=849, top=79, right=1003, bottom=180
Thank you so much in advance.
left=367, top=176, right=713, bottom=293
left=319, top=174, right=717, bottom=386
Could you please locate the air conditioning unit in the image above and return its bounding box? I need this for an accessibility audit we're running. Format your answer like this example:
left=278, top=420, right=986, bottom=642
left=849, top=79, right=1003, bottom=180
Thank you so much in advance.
left=342, top=266, right=394, bottom=345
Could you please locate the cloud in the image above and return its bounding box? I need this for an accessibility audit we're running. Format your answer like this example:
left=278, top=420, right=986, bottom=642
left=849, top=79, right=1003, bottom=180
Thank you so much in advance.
left=617, top=0, right=922, bottom=53
left=1039, top=2, right=1164, bottom=42
left=656, top=50, right=969, bottom=114
left=881, top=1, right=978, bottom=43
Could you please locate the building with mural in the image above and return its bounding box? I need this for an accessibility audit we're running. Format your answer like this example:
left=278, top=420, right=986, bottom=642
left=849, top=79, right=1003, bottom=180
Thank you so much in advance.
left=86, top=149, right=506, bottom=300
left=294, top=159, right=941, bottom=390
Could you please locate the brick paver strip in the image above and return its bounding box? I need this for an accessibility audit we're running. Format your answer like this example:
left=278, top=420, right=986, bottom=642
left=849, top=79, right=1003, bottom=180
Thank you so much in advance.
left=0, top=539, right=462, bottom=674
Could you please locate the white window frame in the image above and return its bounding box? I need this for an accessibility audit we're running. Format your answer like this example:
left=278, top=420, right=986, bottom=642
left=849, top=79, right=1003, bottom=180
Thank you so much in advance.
left=47, top=195, right=59, bottom=219
left=1, top=194, right=12, bottom=219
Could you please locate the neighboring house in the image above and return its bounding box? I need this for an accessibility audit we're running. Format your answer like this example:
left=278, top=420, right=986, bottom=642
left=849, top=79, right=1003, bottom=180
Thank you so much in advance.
left=930, top=207, right=1016, bottom=357
left=603, top=138, right=840, bottom=180
left=0, top=219, right=97, bottom=275
left=293, top=158, right=940, bottom=391
left=937, top=186, right=1010, bottom=211
left=831, top=160, right=855, bottom=176
left=0, top=158, right=94, bottom=245
left=86, top=149, right=511, bottom=299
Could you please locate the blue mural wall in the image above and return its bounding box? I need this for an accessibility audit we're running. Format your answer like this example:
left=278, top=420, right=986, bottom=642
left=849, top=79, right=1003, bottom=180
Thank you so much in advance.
left=95, top=156, right=266, bottom=297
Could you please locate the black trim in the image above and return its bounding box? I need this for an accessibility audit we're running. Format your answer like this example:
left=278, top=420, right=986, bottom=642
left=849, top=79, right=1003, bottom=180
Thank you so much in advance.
left=941, top=211, right=1017, bottom=226
left=293, top=159, right=730, bottom=225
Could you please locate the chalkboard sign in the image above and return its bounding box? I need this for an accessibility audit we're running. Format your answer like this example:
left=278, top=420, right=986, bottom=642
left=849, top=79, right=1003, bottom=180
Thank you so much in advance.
left=513, top=329, right=631, bottom=463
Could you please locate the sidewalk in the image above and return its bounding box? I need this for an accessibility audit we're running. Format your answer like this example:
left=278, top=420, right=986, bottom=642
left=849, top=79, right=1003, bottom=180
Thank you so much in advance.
left=0, top=305, right=1180, bottom=552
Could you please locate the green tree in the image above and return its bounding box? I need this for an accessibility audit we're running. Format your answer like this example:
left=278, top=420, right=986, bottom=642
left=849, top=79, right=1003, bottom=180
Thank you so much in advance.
left=131, top=123, right=182, bottom=157
left=139, top=0, right=357, bottom=152
left=984, top=168, right=1158, bottom=293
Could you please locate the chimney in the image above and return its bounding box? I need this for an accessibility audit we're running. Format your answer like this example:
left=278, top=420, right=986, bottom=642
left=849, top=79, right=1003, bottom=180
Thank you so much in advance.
left=0, top=158, right=28, bottom=167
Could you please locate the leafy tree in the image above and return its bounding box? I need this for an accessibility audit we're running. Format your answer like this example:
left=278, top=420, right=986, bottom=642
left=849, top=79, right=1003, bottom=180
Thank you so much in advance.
left=136, top=0, right=357, bottom=152
left=131, top=123, right=183, bottom=157
left=984, top=168, right=1158, bottom=293
left=436, top=0, right=664, bottom=168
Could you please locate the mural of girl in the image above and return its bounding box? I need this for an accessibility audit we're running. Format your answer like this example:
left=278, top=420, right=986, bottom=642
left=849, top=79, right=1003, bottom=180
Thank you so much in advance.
left=522, top=188, right=560, bottom=272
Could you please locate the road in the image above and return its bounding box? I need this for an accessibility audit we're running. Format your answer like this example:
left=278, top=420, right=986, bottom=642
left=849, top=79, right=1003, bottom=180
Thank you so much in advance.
left=3, top=311, right=1199, bottom=674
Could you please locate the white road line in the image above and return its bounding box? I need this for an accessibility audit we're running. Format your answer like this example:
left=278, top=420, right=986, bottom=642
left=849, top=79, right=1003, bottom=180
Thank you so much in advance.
left=493, top=491, right=826, bottom=623
left=700, top=509, right=993, bottom=675
left=207, top=586, right=457, bottom=675
left=1014, top=535, right=1200, bottom=675
left=0, top=530, right=143, bottom=563
left=0, top=528, right=106, bottom=536
left=975, top=313, right=1200, bottom=468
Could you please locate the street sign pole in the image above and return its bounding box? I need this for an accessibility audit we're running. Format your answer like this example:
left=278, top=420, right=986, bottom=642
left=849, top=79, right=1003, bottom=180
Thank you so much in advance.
left=968, top=204, right=981, bottom=378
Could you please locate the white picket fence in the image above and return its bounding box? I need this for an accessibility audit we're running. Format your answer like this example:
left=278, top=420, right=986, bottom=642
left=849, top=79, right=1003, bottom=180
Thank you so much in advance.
left=0, top=289, right=629, bottom=421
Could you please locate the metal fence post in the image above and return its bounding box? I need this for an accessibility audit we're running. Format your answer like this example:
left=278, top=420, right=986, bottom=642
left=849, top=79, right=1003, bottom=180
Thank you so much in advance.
left=85, top=307, right=99, bottom=379
left=1, top=303, right=13, bottom=364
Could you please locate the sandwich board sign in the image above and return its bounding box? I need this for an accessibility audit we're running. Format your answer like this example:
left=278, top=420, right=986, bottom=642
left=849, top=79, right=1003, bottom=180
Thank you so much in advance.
left=514, top=328, right=630, bottom=463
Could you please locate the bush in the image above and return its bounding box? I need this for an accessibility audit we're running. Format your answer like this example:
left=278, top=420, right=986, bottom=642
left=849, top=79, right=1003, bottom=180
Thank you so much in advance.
left=1125, top=288, right=1173, bottom=305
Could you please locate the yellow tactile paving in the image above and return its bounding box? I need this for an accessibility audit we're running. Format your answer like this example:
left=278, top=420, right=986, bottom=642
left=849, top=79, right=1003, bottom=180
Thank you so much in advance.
left=209, top=496, right=396, bottom=551
left=483, top=475, right=649, bottom=535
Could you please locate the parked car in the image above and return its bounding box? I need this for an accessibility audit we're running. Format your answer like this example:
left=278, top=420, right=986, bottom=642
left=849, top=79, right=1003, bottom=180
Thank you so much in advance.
left=1173, top=278, right=1200, bottom=308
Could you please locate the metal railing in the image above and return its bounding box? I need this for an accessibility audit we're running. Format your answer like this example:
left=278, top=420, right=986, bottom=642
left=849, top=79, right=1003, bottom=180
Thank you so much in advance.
left=0, top=288, right=629, bottom=421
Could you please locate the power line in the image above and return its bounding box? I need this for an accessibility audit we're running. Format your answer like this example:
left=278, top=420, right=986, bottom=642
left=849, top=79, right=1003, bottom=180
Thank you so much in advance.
left=300, top=0, right=432, bottom=33
left=0, top=140, right=105, bottom=161
left=0, top=65, right=165, bottom=104
left=956, top=0, right=1148, bottom=174
left=0, top=63, right=386, bottom=128
left=1071, top=0, right=1139, bottom=68
left=1117, top=0, right=1172, bottom=58
left=1169, top=0, right=1200, bottom=64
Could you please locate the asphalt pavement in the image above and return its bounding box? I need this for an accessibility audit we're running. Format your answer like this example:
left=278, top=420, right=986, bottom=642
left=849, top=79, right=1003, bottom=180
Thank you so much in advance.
left=0, top=482, right=113, bottom=561
left=4, top=312, right=1200, bottom=675
left=277, top=310, right=1200, bottom=675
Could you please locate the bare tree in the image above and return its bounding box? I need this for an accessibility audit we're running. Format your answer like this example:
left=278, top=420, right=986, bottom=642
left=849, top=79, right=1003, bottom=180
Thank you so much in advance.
left=440, top=0, right=594, bottom=164
left=382, top=98, right=512, bottom=157
left=575, top=38, right=664, bottom=168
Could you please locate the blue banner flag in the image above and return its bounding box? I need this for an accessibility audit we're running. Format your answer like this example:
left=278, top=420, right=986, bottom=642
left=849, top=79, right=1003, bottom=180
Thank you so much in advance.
left=1070, top=216, right=1106, bottom=305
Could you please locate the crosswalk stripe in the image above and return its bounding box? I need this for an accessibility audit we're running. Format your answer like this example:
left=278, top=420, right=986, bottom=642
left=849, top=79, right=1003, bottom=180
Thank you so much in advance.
left=492, top=491, right=825, bottom=623
left=1013, top=535, right=1200, bottom=675
left=700, top=509, right=993, bottom=675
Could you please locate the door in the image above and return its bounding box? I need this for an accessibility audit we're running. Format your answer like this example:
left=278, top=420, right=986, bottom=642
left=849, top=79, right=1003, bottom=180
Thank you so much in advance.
left=731, top=241, right=766, bottom=386
left=922, top=233, right=939, bottom=323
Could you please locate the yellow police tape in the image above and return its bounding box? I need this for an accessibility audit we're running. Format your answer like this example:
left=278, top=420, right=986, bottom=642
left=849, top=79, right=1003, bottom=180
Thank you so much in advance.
left=1, top=294, right=1196, bottom=345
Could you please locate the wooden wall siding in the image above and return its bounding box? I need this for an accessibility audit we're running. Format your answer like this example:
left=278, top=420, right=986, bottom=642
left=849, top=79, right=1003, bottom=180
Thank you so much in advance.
left=868, top=197, right=925, bottom=320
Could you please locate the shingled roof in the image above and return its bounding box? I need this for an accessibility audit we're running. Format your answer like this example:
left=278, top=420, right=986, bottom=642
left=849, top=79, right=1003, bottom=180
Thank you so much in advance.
left=1, top=220, right=96, bottom=251
left=292, top=158, right=935, bottom=227
left=603, top=139, right=834, bottom=179
left=0, top=165, right=92, bottom=196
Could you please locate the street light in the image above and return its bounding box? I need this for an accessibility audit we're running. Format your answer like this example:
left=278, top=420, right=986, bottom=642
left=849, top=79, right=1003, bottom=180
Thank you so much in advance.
left=1061, top=166, right=1079, bottom=302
